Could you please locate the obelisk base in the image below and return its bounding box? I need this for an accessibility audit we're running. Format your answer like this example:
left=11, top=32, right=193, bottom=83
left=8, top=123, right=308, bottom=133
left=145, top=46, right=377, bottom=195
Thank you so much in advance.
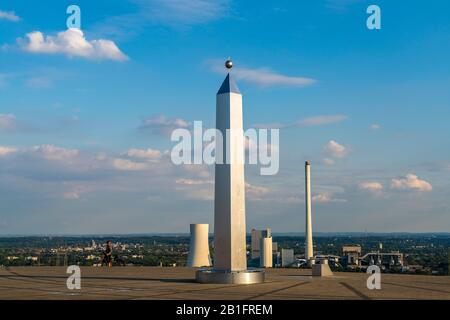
left=196, top=268, right=265, bottom=284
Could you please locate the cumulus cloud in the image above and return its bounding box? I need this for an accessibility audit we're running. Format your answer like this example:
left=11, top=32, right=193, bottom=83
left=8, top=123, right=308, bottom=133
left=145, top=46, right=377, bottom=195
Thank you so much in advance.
left=391, top=174, right=432, bottom=192
left=359, top=182, right=384, bottom=195
left=30, top=145, right=79, bottom=160
left=139, top=114, right=190, bottom=136
left=123, top=148, right=166, bottom=163
left=312, top=193, right=347, bottom=203
left=0, top=114, right=16, bottom=131
left=112, top=158, right=149, bottom=171
left=18, top=29, right=128, bottom=61
left=324, top=140, right=348, bottom=158
left=0, top=10, right=20, bottom=21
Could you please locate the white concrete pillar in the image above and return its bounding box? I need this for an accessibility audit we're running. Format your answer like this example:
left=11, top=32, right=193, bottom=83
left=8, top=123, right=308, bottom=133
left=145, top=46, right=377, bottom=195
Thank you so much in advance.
left=260, top=237, right=273, bottom=268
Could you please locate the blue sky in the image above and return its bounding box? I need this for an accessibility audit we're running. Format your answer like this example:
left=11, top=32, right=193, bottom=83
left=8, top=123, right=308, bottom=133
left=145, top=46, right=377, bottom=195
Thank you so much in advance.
left=1, top=0, right=450, bottom=234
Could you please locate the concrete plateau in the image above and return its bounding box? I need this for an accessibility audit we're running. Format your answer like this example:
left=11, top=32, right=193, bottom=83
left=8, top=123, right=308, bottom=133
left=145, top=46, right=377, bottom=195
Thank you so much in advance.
left=0, top=267, right=449, bottom=300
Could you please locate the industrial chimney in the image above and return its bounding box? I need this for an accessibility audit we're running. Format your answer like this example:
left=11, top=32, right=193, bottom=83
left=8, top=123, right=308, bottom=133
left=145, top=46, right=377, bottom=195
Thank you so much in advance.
left=305, top=161, right=314, bottom=264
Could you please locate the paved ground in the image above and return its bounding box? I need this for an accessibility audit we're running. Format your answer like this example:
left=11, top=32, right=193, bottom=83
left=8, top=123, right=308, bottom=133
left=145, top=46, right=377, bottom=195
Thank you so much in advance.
left=0, top=267, right=449, bottom=300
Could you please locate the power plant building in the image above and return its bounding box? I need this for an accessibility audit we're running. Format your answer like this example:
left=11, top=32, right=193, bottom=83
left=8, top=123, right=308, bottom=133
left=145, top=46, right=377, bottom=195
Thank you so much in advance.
left=281, top=249, right=295, bottom=267
left=251, top=228, right=271, bottom=259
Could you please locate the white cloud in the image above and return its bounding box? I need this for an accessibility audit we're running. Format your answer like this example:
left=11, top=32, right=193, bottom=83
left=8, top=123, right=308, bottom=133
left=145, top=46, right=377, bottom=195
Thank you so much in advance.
left=370, top=124, right=381, bottom=130
left=175, top=178, right=214, bottom=201
left=359, top=182, right=384, bottom=194
left=112, top=158, right=149, bottom=171
left=18, top=29, right=128, bottom=61
left=124, top=148, right=163, bottom=162
left=298, top=115, right=348, bottom=127
left=245, top=182, right=270, bottom=200
left=30, top=145, right=79, bottom=160
left=209, top=60, right=316, bottom=87
left=235, top=67, right=316, bottom=87
left=0, top=146, right=18, bottom=156
left=0, top=10, right=20, bottom=22
left=0, top=114, right=16, bottom=131
left=391, top=174, right=432, bottom=192
left=324, top=140, right=348, bottom=158
left=312, top=193, right=347, bottom=203
left=176, top=178, right=212, bottom=185
left=139, top=114, right=190, bottom=136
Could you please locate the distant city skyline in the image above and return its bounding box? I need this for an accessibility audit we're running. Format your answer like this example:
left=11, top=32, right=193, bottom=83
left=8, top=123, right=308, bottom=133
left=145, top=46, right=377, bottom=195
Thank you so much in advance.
left=1, top=0, right=450, bottom=234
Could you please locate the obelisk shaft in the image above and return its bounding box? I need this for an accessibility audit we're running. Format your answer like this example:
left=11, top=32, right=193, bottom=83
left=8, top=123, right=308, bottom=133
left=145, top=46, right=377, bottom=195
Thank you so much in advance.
left=305, top=161, right=313, bottom=262
left=213, top=74, right=247, bottom=272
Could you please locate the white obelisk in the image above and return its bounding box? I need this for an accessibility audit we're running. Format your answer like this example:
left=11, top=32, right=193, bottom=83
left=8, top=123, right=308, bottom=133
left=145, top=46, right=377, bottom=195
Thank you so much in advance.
left=305, top=161, right=314, bottom=263
left=213, top=64, right=247, bottom=272
left=196, top=59, right=264, bottom=284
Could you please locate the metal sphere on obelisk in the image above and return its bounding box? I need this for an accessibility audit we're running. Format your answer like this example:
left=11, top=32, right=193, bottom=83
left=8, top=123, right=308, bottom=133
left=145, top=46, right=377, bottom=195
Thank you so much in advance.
left=195, top=60, right=265, bottom=284
left=225, top=59, right=233, bottom=69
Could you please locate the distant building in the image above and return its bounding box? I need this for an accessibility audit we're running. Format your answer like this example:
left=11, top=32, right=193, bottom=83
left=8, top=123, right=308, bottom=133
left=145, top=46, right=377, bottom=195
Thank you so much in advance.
left=251, top=228, right=271, bottom=259
left=343, top=245, right=362, bottom=266
left=7, top=256, right=20, bottom=261
left=362, top=252, right=403, bottom=267
left=281, top=249, right=295, bottom=267
left=26, top=256, right=38, bottom=262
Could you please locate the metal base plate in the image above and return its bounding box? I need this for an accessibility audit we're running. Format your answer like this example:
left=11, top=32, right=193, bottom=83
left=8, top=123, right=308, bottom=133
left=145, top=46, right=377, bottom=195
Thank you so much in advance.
left=196, top=268, right=265, bottom=284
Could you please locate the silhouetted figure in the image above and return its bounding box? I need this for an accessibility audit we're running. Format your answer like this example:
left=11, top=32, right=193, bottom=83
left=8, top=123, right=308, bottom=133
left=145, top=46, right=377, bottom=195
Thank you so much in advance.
left=102, top=240, right=113, bottom=267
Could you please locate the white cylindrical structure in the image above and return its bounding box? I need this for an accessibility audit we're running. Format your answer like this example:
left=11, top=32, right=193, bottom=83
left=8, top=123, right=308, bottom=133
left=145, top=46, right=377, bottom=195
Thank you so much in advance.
left=259, top=237, right=273, bottom=268
left=305, top=161, right=314, bottom=262
left=187, top=224, right=211, bottom=267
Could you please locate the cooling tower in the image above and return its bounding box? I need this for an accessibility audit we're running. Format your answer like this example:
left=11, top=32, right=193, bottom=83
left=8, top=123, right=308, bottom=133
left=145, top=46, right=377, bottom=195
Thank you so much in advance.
left=187, top=224, right=211, bottom=267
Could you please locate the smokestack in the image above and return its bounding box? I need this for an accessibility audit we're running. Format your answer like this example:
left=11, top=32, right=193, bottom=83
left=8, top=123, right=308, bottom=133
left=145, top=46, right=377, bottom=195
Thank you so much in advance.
left=305, top=161, right=314, bottom=263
